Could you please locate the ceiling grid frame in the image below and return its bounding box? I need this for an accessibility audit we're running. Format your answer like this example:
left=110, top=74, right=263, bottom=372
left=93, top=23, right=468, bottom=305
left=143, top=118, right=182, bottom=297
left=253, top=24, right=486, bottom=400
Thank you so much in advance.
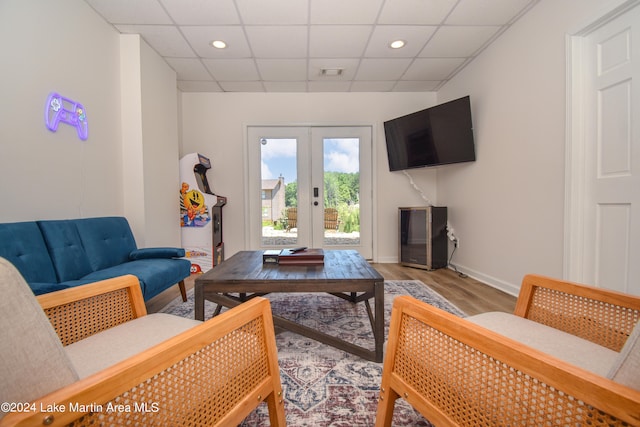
left=84, top=0, right=540, bottom=92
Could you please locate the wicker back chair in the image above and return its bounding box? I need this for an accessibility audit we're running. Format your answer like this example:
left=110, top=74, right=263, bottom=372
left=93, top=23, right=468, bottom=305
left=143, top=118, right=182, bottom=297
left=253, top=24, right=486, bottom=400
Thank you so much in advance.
left=376, top=275, right=640, bottom=427
left=0, top=259, right=285, bottom=427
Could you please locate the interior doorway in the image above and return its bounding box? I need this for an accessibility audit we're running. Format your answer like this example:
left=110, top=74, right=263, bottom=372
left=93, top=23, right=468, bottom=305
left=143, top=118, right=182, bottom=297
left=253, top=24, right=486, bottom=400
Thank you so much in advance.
left=566, top=0, right=640, bottom=295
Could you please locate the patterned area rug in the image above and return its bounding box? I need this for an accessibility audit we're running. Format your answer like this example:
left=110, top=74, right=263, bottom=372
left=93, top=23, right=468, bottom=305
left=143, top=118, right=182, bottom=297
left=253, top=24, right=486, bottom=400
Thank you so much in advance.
left=161, top=280, right=466, bottom=426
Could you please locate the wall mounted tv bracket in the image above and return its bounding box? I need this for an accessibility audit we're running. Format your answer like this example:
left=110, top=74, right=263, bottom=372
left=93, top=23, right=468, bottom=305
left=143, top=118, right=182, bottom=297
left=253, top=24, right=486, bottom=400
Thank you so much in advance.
left=45, top=92, right=88, bottom=140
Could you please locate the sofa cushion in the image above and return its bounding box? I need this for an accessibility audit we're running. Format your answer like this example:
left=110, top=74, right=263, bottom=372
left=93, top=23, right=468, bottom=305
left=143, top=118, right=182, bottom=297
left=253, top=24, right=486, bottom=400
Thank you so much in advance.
left=130, top=247, right=185, bottom=260
left=0, top=222, right=58, bottom=283
left=75, top=217, right=137, bottom=271
left=30, top=279, right=106, bottom=296
left=29, top=281, right=70, bottom=295
left=467, top=312, right=619, bottom=377
left=81, top=258, right=191, bottom=301
left=0, top=258, right=79, bottom=418
left=38, top=220, right=92, bottom=282
left=607, top=322, right=640, bottom=390
left=64, top=313, right=201, bottom=378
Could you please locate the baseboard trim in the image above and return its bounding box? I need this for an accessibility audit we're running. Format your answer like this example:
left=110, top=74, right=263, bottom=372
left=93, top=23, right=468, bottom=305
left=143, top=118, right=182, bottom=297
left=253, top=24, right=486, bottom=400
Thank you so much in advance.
left=375, top=258, right=520, bottom=297
left=449, top=264, right=520, bottom=297
left=376, top=256, right=398, bottom=264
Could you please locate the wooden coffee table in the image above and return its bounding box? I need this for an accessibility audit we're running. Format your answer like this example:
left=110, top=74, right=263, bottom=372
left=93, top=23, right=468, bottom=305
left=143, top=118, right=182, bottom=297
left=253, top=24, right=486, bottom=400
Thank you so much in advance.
left=194, top=250, right=385, bottom=362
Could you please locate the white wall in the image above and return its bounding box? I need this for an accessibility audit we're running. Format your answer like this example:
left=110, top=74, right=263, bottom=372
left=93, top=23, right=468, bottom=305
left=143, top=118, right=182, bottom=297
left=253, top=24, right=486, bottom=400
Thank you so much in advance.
left=121, top=36, right=146, bottom=244
left=0, top=0, right=122, bottom=221
left=139, top=37, right=181, bottom=247
left=121, top=34, right=181, bottom=247
left=436, top=0, right=628, bottom=295
left=179, top=92, right=438, bottom=260
left=120, top=34, right=182, bottom=247
left=0, top=0, right=181, bottom=249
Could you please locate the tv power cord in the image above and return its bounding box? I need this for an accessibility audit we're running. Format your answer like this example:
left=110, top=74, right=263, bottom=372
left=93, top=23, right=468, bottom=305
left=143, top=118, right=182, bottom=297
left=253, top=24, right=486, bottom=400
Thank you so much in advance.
left=448, top=240, right=468, bottom=278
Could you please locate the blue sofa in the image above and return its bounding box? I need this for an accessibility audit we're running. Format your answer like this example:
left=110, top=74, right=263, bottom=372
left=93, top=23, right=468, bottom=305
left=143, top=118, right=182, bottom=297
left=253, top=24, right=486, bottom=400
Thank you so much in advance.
left=0, top=217, right=190, bottom=301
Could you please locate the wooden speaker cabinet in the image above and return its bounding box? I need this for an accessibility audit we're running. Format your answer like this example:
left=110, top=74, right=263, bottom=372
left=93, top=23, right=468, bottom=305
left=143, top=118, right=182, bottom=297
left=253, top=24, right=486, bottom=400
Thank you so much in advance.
left=399, top=206, right=448, bottom=270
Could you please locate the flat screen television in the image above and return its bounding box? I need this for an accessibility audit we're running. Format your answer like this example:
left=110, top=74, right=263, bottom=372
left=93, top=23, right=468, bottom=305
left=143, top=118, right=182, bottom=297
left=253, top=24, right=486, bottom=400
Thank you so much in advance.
left=384, top=96, right=475, bottom=171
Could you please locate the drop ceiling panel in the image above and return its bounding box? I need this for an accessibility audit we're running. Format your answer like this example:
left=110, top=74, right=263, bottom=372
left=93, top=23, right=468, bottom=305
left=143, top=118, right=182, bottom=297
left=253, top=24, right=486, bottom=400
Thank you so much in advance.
left=245, top=26, right=308, bottom=58
left=203, top=59, right=260, bottom=81
left=116, top=25, right=196, bottom=57
left=180, top=26, right=252, bottom=58
left=356, top=58, right=413, bottom=80
left=235, top=0, right=308, bottom=24
left=365, top=25, right=437, bottom=57
left=159, top=0, right=240, bottom=25
left=84, top=0, right=540, bottom=92
left=402, top=58, right=466, bottom=80
left=377, top=0, right=458, bottom=25
left=420, top=26, right=501, bottom=57
left=310, top=0, right=384, bottom=24
left=256, top=59, right=307, bottom=81
left=446, top=0, right=534, bottom=25
left=85, top=0, right=172, bottom=24
left=309, top=26, right=372, bottom=58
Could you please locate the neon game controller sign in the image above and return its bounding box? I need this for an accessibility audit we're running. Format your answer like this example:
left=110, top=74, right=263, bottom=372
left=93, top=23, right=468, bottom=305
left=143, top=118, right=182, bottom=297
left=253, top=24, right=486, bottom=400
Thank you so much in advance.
left=45, top=92, right=88, bottom=140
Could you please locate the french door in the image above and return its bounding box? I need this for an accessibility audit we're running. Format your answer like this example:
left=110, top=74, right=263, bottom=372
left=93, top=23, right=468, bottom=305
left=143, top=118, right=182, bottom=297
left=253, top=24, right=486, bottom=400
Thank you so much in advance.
left=247, top=126, right=373, bottom=259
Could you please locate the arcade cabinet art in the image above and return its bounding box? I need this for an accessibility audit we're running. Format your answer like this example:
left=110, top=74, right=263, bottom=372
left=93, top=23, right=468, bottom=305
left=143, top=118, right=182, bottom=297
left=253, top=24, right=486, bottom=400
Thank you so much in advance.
left=180, top=153, right=227, bottom=274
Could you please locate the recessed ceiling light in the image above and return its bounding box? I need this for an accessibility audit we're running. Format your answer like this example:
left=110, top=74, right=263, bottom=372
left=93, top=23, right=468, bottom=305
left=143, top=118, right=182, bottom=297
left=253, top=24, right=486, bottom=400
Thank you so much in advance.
left=211, top=40, right=227, bottom=49
left=389, top=40, right=406, bottom=49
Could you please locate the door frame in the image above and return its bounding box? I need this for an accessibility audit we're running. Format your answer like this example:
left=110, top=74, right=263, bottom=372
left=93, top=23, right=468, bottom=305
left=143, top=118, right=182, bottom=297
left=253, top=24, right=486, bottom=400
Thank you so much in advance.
left=564, top=0, right=640, bottom=282
left=244, top=123, right=376, bottom=259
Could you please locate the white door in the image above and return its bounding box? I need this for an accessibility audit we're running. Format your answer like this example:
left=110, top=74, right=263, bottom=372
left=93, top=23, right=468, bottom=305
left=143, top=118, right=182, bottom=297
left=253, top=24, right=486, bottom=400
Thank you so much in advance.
left=567, top=3, right=640, bottom=294
left=247, top=126, right=373, bottom=259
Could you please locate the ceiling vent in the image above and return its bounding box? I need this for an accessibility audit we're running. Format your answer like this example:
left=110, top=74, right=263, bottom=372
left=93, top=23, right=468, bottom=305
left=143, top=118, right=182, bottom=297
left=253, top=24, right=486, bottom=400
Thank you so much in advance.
left=320, top=68, right=344, bottom=77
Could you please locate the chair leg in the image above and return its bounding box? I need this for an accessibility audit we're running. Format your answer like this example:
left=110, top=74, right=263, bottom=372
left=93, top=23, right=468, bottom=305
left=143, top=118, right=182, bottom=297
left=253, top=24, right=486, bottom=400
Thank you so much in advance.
left=178, top=280, right=187, bottom=302
left=266, top=390, right=286, bottom=427
left=375, top=386, right=399, bottom=427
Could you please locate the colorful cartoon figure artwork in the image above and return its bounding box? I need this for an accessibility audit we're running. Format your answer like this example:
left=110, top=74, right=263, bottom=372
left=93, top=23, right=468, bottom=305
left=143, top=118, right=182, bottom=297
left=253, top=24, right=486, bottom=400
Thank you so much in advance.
left=45, top=92, right=88, bottom=140
left=180, top=182, right=210, bottom=227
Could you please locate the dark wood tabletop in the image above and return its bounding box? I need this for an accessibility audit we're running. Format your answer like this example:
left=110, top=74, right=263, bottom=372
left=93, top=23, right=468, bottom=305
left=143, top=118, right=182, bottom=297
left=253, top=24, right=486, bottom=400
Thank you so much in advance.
left=195, top=249, right=382, bottom=288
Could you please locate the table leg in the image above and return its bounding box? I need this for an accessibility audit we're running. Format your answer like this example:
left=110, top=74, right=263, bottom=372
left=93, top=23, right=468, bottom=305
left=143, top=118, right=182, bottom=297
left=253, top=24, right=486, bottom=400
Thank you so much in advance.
left=374, top=280, right=384, bottom=362
left=195, top=282, right=204, bottom=321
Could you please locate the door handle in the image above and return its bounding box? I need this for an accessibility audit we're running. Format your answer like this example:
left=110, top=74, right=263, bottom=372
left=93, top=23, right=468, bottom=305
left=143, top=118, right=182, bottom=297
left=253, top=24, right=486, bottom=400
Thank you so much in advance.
left=313, top=187, right=319, bottom=197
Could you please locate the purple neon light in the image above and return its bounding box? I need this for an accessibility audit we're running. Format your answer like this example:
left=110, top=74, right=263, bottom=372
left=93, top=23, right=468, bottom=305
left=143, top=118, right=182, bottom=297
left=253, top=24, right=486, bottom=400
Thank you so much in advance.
left=45, top=92, right=88, bottom=140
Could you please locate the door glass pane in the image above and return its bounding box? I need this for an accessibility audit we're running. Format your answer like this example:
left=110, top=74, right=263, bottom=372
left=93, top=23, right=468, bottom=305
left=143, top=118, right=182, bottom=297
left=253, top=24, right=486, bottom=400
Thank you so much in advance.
left=260, top=138, right=298, bottom=246
left=323, top=138, right=360, bottom=246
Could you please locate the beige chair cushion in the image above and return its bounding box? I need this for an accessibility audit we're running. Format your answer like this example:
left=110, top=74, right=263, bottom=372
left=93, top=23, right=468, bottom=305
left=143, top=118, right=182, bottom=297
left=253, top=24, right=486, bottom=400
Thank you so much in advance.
left=467, top=312, right=619, bottom=377
left=0, top=258, right=79, bottom=419
left=65, top=313, right=202, bottom=378
left=607, top=321, right=640, bottom=390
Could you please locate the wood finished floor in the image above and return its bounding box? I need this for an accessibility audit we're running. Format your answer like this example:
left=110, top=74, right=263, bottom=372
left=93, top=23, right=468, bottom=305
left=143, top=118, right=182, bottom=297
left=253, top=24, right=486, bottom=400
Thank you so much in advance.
left=147, top=263, right=517, bottom=316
